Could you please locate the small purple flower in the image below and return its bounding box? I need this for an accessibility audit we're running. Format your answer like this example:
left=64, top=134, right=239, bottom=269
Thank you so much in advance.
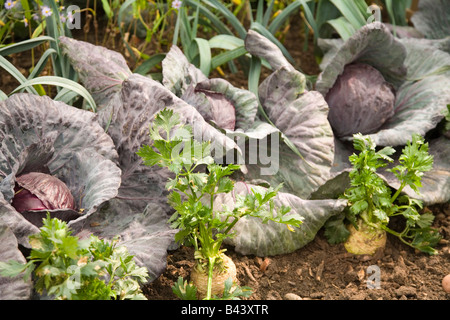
left=4, top=0, right=15, bottom=10
left=41, top=6, right=52, bottom=17
left=172, top=0, right=182, bottom=10
left=60, top=14, right=67, bottom=23
left=67, top=11, right=74, bottom=23
left=23, top=17, right=28, bottom=27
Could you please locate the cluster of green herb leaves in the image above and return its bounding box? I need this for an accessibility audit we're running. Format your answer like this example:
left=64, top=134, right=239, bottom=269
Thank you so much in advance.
left=325, top=133, right=441, bottom=255
left=0, top=214, right=149, bottom=300
left=137, top=108, right=302, bottom=299
left=171, top=276, right=252, bottom=301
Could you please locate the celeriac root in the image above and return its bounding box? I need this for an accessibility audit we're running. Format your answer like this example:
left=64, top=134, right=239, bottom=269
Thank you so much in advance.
left=344, top=220, right=387, bottom=255
left=190, top=253, right=237, bottom=299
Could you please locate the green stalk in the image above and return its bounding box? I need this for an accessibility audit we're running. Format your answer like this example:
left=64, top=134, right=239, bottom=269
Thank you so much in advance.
left=391, top=181, right=407, bottom=204
left=205, top=256, right=216, bottom=300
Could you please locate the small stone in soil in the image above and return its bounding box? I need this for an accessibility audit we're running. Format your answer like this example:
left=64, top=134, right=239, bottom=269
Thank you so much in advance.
left=395, top=286, right=417, bottom=297
left=310, top=292, right=325, bottom=299
left=285, top=293, right=302, bottom=300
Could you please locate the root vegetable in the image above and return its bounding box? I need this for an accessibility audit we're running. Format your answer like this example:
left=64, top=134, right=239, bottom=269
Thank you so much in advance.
left=442, top=274, right=450, bottom=293
left=344, top=220, right=387, bottom=255
left=190, top=254, right=237, bottom=299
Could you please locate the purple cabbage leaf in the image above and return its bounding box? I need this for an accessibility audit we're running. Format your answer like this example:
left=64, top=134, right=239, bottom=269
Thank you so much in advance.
left=411, top=0, right=450, bottom=41
left=214, top=182, right=347, bottom=256
left=243, top=30, right=335, bottom=199
left=59, top=36, right=132, bottom=110
left=162, top=45, right=259, bottom=133
left=0, top=94, right=121, bottom=234
left=0, top=218, right=32, bottom=300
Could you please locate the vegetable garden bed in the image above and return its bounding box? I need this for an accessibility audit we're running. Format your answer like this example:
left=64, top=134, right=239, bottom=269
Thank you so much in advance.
left=0, top=0, right=449, bottom=301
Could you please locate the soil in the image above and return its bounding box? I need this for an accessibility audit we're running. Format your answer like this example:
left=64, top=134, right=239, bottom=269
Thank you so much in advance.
left=1, top=8, right=449, bottom=302
left=143, top=203, right=450, bottom=301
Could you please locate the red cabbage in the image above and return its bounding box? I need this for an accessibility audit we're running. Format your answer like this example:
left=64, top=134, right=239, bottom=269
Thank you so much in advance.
left=325, top=63, right=396, bottom=138
left=12, top=172, right=75, bottom=213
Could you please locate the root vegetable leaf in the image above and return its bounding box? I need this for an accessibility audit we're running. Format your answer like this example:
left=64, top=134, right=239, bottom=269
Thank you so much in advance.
left=325, top=133, right=442, bottom=255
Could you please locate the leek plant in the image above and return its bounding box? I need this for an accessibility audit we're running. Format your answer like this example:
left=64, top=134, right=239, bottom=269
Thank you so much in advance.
left=0, top=0, right=96, bottom=111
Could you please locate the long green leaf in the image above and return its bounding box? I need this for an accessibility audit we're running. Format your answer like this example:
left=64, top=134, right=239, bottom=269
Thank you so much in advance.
left=201, top=0, right=247, bottom=38
left=27, top=48, right=57, bottom=80
left=384, top=0, right=411, bottom=27
left=134, top=53, right=166, bottom=75
left=263, top=0, right=276, bottom=27
left=315, top=0, right=342, bottom=39
left=211, top=46, right=247, bottom=70
left=268, top=0, right=308, bottom=34
left=53, top=87, right=80, bottom=105
left=194, top=38, right=211, bottom=76
left=184, top=0, right=234, bottom=36
left=118, top=0, right=138, bottom=61
left=208, top=35, right=244, bottom=50
left=0, top=55, right=38, bottom=95
left=299, top=0, right=319, bottom=41
left=326, top=16, right=358, bottom=40
left=11, top=76, right=97, bottom=112
left=0, top=36, right=55, bottom=56
left=101, top=0, right=114, bottom=19
left=329, top=0, right=368, bottom=30
left=0, top=89, right=7, bottom=100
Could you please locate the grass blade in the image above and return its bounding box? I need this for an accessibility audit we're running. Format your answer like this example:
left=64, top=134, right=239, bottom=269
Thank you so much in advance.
left=11, top=76, right=97, bottom=112
left=326, top=16, right=358, bottom=40
left=134, top=53, right=166, bottom=75
left=211, top=46, right=247, bottom=70
left=0, top=89, right=7, bottom=100
left=329, top=0, right=368, bottom=30
left=268, top=1, right=304, bottom=34
left=194, top=38, right=212, bottom=76
left=208, top=35, right=245, bottom=50
left=184, top=0, right=234, bottom=36
left=0, top=55, right=38, bottom=95
left=299, top=0, right=319, bottom=42
left=28, top=48, right=57, bottom=80
left=201, top=0, right=247, bottom=38
left=0, top=36, right=55, bottom=56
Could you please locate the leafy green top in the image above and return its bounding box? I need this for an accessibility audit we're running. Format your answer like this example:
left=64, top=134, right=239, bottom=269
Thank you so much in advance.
left=137, top=108, right=303, bottom=299
left=0, top=214, right=149, bottom=300
left=325, top=133, right=441, bottom=255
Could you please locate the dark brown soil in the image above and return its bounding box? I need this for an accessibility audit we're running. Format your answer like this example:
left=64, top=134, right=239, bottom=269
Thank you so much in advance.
left=143, top=203, right=450, bottom=300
